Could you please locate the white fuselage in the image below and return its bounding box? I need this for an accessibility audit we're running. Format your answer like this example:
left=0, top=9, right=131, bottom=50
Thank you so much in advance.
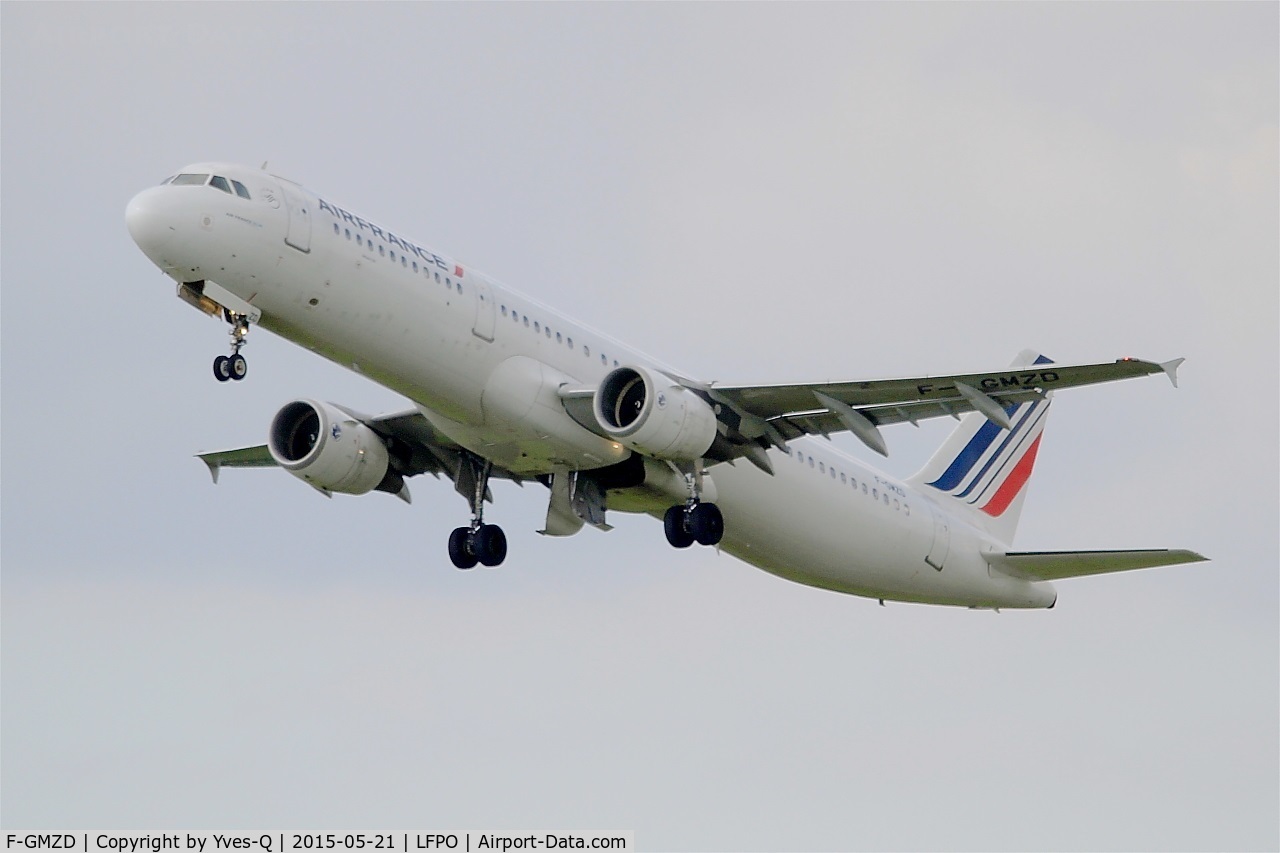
left=127, top=163, right=1054, bottom=609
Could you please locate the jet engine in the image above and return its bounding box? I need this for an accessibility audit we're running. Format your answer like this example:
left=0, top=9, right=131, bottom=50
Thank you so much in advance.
left=268, top=399, right=395, bottom=495
left=593, top=366, right=718, bottom=461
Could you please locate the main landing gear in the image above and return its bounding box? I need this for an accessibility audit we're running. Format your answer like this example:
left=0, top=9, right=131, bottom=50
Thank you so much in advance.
left=213, top=311, right=250, bottom=382
left=664, top=502, right=724, bottom=548
left=662, top=468, right=724, bottom=549
left=449, top=459, right=508, bottom=569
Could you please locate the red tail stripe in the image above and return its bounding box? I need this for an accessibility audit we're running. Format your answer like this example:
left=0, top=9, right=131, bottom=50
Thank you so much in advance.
left=980, top=435, right=1042, bottom=517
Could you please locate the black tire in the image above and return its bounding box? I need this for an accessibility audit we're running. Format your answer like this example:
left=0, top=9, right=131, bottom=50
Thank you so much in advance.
left=448, top=527, right=478, bottom=569
left=213, top=355, right=231, bottom=382
left=689, top=502, right=724, bottom=546
left=229, top=353, right=248, bottom=380
left=664, top=505, right=695, bottom=549
left=474, top=524, right=508, bottom=567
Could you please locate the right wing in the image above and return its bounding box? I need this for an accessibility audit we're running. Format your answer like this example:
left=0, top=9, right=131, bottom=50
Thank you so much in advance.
left=696, top=354, right=1183, bottom=462
left=987, top=549, right=1208, bottom=581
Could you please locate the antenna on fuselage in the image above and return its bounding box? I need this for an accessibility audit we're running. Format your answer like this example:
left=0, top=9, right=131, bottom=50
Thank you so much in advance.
left=261, top=161, right=268, bottom=170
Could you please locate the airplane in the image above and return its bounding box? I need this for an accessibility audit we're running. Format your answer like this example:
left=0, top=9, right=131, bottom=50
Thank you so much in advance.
left=125, top=162, right=1206, bottom=609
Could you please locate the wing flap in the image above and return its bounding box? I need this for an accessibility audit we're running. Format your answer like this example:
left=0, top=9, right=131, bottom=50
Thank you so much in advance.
left=988, top=548, right=1208, bottom=581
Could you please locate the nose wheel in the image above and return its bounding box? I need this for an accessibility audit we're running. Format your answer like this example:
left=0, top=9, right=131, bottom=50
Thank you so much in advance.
left=213, top=313, right=251, bottom=382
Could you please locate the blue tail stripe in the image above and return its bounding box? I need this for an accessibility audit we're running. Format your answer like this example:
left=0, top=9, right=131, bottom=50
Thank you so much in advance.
left=926, top=401, right=1022, bottom=491
left=954, top=399, right=1044, bottom=499
left=964, top=402, right=1050, bottom=505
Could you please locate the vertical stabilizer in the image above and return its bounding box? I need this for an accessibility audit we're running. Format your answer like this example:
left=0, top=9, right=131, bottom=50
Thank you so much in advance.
left=907, top=350, right=1054, bottom=544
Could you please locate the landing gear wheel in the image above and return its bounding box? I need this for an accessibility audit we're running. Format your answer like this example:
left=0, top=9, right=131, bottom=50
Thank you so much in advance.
left=664, top=506, right=695, bottom=549
left=474, top=524, right=508, bottom=567
left=213, top=355, right=232, bottom=382
left=689, top=502, right=724, bottom=546
left=229, top=353, right=248, bottom=380
left=448, top=527, right=478, bottom=570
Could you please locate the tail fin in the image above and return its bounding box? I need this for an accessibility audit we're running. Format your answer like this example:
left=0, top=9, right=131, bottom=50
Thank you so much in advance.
left=907, top=350, right=1053, bottom=544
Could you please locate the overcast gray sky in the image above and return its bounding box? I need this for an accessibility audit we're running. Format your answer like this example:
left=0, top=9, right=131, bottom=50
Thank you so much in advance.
left=2, top=3, right=1276, bottom=850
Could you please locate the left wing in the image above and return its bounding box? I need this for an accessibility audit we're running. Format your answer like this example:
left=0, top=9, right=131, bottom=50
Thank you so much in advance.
left=700, top=356, right=1183, bottom=460
left=197, top=405, right=525, bottom=502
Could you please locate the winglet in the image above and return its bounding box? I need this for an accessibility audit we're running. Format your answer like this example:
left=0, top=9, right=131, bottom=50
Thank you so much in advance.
left=814, top=391, right=888, bottom=457
left=1160, top=358, right=1185, bottom=388
left=199, top=456, right=221, bottom=484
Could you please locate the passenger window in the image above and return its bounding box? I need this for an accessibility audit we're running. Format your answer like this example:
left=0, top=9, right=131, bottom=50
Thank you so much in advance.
left=501, top=306, right=507, bottom=316
left=556, top=332, right=562, bottom=344
left=412, top=261, right=418, bottom=272
left=210, top=176, right=233, bottom=194
left=333, top=223, right=340, bottom=235
left=614, top=360, right=619, bottom=367
left=862, top=483, right=868, bottom=494
left=546, top=327, right=552, bottom=338
left=345, top=229, right=351, bottom=239
left=379, top=245, right=385, bottom=256
left=231, top=180, right=251, bottom=199
left=534, top=321, right=541, bottom=333
left=601, top=354, right=607, bottom=365
left=402, top=256, right=408, bottom=267
left=883, top=493, right=890, bottom=506
left=840, top=473, right=847, bottom=484
left=435, top=273, right=441, bottom=283
left=809, top=458, right=815, bottom=469
left=390, top=251, right=397, bottom=262
left=872, top=489, right=879, bottom=500
left=171, top=173, right=210, bottom=186
left=357, top=235, right=363, bottom=246
left=830, top=468, right=836, bottom=479
left=583, top=346, right=590, bottom=357
left=819, top=462, right=825, bottom=474
left=567, top=337, right=573, bottom=349
left=523, top=316, right=529, bottom=327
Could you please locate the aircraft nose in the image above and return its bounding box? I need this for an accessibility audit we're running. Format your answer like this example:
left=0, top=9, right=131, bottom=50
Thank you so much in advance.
left=125, top=186, right=177, bottom=260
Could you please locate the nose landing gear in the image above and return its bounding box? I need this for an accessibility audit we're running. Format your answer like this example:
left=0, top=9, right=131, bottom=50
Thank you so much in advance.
left=213, top=311, right=251, bottom=382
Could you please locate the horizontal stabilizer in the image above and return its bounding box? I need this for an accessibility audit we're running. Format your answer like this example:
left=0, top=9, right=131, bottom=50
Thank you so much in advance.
left=988, top=548, right=1207, bottom=581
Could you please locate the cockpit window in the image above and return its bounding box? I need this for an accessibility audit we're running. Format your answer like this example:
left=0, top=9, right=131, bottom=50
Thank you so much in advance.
left=171, top=173, right=210, bottom=186
left=209, top=175, right=233, bottom=194
left=231, top=179, right=251, bottom=200
left=160, top=176, right=176, bottom=185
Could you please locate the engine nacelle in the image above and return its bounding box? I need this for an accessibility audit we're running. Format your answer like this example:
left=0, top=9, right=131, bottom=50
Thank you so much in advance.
left=593, top=366, right=718, bottom=461
left=268, top=399, right=391, bottom=495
